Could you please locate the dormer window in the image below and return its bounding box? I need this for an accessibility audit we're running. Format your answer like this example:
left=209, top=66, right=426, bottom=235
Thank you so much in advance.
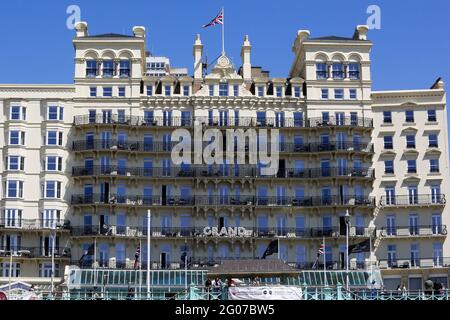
left=119, top=60, right=130, bottom=77
left=275, top=86, right=282, bottom=97
left=103, top=60, right=114, bottom=77
left=257, top=86, right=264, bottom=97
left=86, top=60, right=97, bottom=77
left=294, top=87, right=300, bottom=98
left=219, top=83, right=229, bottom=96
left=183, top=85, right=189, bottom=96
left=233, top=85, right=239, bottom=97
left=209, top=84, right=214, bottom=96
left=164, top=85, right=171, bottom=96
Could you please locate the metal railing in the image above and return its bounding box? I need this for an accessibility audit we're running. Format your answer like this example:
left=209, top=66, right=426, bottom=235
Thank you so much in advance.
left=380, top=225, right=447, bottom=237
left=71, top=165, right=374, bottom=180
left=73, top=114, right=374, bottom=129
left=380, top=194, right=446, bottom=206
left=0, top=246, right=71, bottom=258
left=70, top=194, right=376, bottom=208
left=0, top=219, right=69, bottom=230
left=377, top=257, right=450, bottom=269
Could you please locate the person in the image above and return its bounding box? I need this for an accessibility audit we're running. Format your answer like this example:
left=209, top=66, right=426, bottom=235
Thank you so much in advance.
left=227, top=278, right=235, bottom=287
left=126, top=285, right=134, bottom=300
left=205, top=278, right=212, bottom=300
left=401, top=284, right=407, bottom=298
left=212, top=277, right=223, bottom=299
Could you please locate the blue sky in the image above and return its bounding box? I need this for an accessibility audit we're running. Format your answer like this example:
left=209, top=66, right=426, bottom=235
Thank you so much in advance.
left=0, top=0, right=448, bottom=90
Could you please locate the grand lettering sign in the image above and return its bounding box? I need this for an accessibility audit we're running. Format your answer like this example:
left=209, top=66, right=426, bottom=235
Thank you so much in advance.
left=202, top=226, right=253, bottom=237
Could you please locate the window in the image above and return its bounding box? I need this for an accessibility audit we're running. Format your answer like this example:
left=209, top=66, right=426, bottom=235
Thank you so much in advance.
left=334, top=89, right=344, bottom=99
left=0, top=263, right=21, bottom=277
left=427, top=109, right=437, bottom=122
left=9, top=131, right=25, bottom=145
left=349, top=89, right=357, bottom=99
left=39, top=263, right=59, bottom=278
left=144, top=110, right=154, bottom=124
left=183, top=85, right=189, bottom=96
left=430, top=159, right=440, bottom=173
left=384, top=160, right=394, bottom=174
left=429, top=134, right=438, bottom=148
left=383, top=111, right=392, bottom=124
left=10, top=106, right=26, bottom=121
left=350, top=112, right=358, bottom=126
left=293, top=112, right=304, bottom=127
left=45, top=156, right=62, bottom=171
left=384, top=136, right=393, bottom=149
left=321, top=89, right=329, bottom=99
left=118, top=87, right=125, bottom=97
left=89, top=87, right=97, bottom=97
left=7, top=156, right=25, bottom=171
left=119, top=60, right=130, bottom=77
left=103, top=60, right=114, bottom=77
left=349, top=63, right=360, bottom=79
left=47, top=106, right=64, bottom=121
left=46, top=131, right=63, bottom=146
left=406, top=135, right=416, bottom=149
left=275, top=86, right=282, bottom=97
left=164, top=85, right=171, bottom=96
left=407, top=160, right=417, bottom=173
left=6, top=180, right=23, bottom=198
left=316, top=63, right=327, bottom=79
left=332, top=63, right=344, bottom=79
left=146, top=85, right=153, bottom=96
left=405, top=110, right=415, bottom=123
left=294, top=86, right=300, bottom=98
left=256, top=111, right=266, bottom=126
left=257, top=86, right=264, bottom=97
left=86, top=60, right=97, bottom=77
left=219, top=83, right=228, bottom=96
left=44, top=181, right=61, bottom=198
left=103, top=87, right=112, bottom=97
left=209, top=84, right=214, bottom=96
left=233, top=85, right=239, bottom=97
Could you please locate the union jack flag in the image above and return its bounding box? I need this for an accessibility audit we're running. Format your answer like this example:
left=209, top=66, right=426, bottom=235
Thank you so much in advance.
left=317, top=242, right=325, bottom=257
left=202, top=10, right=223, bottom=28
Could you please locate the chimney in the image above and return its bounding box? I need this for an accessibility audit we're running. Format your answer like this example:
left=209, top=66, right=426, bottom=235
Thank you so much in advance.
left=133, top=26, right=146, bottom=38
left=193, top=34, right=203, bottom=80
left=75, top=21, right=88, bottom=37
left=354, top=25, right=369, bottom=40
left=240, top=35, right=252, bottom=82
left=292, top=30, right=310, bottom=52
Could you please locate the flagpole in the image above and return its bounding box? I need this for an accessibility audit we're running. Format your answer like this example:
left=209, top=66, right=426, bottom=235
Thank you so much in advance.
left=323, top=236, right=327, bottom=287
left=221, top=7, right=225, bottom=55
left=139, top=239, right=142, bottom=299
left=94, top=238, right=97, bottom=287
left=147, top=210, right=151, bottom=299
left=369, top=230, right=374, bottom=285
left=277, top=238, right=280, bottom=260
left=184, top=239, right=188, bottom=292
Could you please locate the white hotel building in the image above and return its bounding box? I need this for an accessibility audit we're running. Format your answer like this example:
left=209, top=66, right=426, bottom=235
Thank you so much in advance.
left=0, top=22, right=448, bottom=291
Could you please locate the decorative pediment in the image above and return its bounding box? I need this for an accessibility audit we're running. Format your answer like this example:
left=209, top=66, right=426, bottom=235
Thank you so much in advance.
left=205, top=55, right=242, bottom=80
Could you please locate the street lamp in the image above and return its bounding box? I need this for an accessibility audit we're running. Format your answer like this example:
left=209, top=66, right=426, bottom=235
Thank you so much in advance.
left=344, top=210, right=351, bottom=291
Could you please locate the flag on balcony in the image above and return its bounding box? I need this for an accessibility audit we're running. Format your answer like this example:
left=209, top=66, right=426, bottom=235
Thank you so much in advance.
left=261, top=240, right=278, bottom=259
left=348, top=239, right=371, bottom=254
left=78, top=243, right=95, bottom=267
left=202, top=9, right=223, bottom=28
left=134, top=245, right=141, bottom=270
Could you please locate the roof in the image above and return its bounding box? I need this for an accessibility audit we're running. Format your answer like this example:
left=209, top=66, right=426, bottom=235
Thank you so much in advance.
left=207, top=259, right=299, bottom=276
left=85, top=33, right=136, bottom=39
left=309, top=35, right=360, bottom=41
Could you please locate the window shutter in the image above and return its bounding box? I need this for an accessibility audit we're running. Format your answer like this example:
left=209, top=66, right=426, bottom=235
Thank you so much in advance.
left=59, top=107, right=64, bottom=121
left=58, top=132, right=63, bottom=146
left=20, top=157, right=24, bottom=171
left=57, top=182, right=61, bottom=198
left=58, top=157, right=62, bottom=171
left=22, top=107, right=26, bottom=120
left=21, top=132, right=25, bottom=145
left=19, top=181, right=23, bottom=198
left=5, top=157, right=8, bottom=170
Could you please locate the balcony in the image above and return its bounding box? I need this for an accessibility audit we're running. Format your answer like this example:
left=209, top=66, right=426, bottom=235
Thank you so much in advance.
left=72, top=140, right=176, bottom=152
left=71, top=194, right=195, bottom=207
left=71, top=165, right=374, bottom=180
left=381, top=225, right=447, bottom=237
left=308, top=116, right=373, bottom=128
left=255, top=196, right=375, bottom=208
left=73, top=115, right=193, bottom=127
left=0, top=219, right=70, bottom=231
left=0, top=247, right=71, bottom=259
left=196, top=196, right=255, bottom=207
left=282, top=141, right=374, bottom=154
left=380, top=194, right=446, bottom=207
left=378, top=257, right=450, bottom=269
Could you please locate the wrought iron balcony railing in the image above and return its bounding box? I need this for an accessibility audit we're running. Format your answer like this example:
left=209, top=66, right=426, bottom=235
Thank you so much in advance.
left=0, top=246, right=71, bottom=259
left=73, top=114, right=374, bottom=129
left=69, top=225, right=376, bottom=238
left=0, top=219, right=70, bottom=230
left=70, top=194, right=376, bottom=208
left=71, top=165, right=374, bottom=180
left=380, top=194, right=446, bottom=206
left=378, top=257, right=450, bottom=269
left=72, top=140, right=374, bottom=154
left=380, top=225, right=447, bottom=237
